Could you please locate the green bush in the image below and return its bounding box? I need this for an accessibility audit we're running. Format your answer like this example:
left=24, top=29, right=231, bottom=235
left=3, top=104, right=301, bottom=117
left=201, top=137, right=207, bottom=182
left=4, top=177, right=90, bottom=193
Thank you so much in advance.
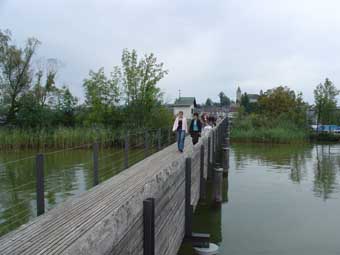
left=231, top=114, right=309, bottom=144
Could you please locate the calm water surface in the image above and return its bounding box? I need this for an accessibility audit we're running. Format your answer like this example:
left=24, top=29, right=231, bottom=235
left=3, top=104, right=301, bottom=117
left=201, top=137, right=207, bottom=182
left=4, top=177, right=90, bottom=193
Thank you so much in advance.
left=0, top=147, right=148, bottom=236
left=180, top=143, right=340, bottom=255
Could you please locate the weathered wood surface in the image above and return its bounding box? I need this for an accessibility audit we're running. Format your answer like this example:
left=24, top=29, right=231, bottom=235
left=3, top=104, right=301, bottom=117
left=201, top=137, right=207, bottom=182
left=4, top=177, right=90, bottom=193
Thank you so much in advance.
left=0, top=121, right=224, bottom=255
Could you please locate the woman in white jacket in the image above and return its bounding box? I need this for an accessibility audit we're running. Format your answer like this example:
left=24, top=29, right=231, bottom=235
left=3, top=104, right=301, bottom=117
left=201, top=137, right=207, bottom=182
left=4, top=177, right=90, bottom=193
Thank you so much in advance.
left=172, top=111, right=188, bottom=153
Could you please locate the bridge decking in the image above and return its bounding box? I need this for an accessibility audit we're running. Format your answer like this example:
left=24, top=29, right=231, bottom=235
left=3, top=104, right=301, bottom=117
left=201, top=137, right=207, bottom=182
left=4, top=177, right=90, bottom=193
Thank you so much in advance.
left=0, top=126, right=216, bottom=254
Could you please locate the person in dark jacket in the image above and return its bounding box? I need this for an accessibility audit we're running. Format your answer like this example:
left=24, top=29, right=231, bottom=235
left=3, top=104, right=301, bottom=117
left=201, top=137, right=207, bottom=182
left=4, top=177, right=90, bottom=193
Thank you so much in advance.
left=189, top=112, right=202, bottom=145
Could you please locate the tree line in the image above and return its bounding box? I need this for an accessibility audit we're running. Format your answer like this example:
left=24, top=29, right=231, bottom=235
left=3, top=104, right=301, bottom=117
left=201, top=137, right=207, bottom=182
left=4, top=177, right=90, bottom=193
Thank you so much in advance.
left=238, top=79, right=340, bottom=127
left=0, top=29, right=173, bottom=130
left=203, top=92, right=231, bottom=107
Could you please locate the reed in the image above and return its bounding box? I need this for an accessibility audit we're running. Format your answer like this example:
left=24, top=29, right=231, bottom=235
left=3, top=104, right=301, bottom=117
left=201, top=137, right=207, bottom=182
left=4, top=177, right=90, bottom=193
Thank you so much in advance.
left=0, top=126, right=172, bottom=151
left=231, top=114, right=309, bottom=144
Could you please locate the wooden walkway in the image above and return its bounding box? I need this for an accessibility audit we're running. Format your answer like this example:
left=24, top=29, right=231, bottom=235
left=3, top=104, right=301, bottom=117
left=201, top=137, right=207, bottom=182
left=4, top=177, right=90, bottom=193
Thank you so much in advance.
left=0, top=119, right=227, bottom=255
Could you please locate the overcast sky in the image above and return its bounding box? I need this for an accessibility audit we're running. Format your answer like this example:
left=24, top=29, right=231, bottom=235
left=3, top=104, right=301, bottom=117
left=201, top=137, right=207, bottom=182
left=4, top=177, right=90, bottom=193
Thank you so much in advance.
left=1, top=0, right=340, bottom=104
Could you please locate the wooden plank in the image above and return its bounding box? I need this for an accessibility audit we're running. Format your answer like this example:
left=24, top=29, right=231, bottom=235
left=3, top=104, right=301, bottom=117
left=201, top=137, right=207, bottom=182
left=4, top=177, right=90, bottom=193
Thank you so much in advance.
left=0, top=120, right=225, bottom=255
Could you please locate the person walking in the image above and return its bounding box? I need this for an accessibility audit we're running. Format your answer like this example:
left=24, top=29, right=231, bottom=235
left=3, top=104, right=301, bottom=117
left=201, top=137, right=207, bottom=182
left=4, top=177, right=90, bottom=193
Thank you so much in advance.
left=201, top=113, right=208, bottom=128
left=189, top=112, right=202, bottom=145
left=172, top=111, right=188, bottom=153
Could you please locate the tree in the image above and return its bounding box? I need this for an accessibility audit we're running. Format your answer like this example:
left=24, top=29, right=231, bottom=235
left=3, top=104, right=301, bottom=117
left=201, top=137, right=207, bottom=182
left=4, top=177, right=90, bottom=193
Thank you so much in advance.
left=314, top=78, right=339, bottom=126
left=205, top=98, right=213, bottom=106
left=56, top=86, right=78, bottom=126
left=240, top=93, right=251, bottom=113
left=83, top=67, right=120, bottom=126
left=258, top=86, right=307, bottom=128
left=218, top=91, right=230, bottom=107
left=0, top=29, right=40, bottom=124
left=32, top=58, right=59, bottom=108
left=120, top=49, right=168, bottom=128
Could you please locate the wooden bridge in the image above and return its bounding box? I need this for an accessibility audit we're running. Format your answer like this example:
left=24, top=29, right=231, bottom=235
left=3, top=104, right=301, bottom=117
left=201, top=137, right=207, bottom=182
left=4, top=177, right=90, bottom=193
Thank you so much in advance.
left=0, top=118, right=229, bottom=255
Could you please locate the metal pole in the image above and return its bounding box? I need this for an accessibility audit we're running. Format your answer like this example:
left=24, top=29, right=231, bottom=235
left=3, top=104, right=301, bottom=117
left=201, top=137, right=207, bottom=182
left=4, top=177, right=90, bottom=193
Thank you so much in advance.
left=36, top=153, right=45, bottom=216
left=200, top=144, right=206, bottom=200
left=212, top=168, right=223, bottom=205
left=222, top=147, right=230, bottom=175
left=157, top=129, right=161, bottom=150
left=93, top=142, right=99, bottom=186
left=168, top=129, right=171, bottom=145
left=212, top=130, right=216, bottom=165
left=207, top=136, right=212, bottom=180
left=144, top=130, right=149, bottom=158
left=124, top=132, right=129, bottom=169
left=143, top=198, right=155, bottom=255
left=185, top=157, right=192, bottom=237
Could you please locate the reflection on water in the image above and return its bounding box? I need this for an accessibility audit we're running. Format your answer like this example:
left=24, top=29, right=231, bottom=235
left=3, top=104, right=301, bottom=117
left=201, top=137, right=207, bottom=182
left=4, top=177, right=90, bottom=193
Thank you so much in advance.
left=314, top=145, right=340, bottom=200
left=180, top=143, right=340, bottom=255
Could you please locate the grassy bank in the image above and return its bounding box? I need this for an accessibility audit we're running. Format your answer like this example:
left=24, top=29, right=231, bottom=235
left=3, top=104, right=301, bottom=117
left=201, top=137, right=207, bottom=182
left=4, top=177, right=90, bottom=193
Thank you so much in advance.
left=0, top=126, right=170, bottom=150
left=0, top=127, right=117, bottom=150
left=231, top=127, right=308, bottom=143
left=230, top=114, right=309, bottom=144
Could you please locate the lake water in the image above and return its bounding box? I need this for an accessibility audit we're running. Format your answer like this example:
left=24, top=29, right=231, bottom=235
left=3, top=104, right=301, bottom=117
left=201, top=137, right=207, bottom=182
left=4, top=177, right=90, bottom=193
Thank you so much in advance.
left=180, top=143, right=340, bottom=255
left=2, top=142, right=340, bottom=254
left=0, top=146, right=153, bottom=236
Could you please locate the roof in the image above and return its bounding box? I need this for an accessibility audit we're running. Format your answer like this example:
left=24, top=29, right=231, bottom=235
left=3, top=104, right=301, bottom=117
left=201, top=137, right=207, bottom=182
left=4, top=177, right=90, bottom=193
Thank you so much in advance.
left=248, top=94, right=260, bottom=100
left=174, top=97, right=197, bottom=107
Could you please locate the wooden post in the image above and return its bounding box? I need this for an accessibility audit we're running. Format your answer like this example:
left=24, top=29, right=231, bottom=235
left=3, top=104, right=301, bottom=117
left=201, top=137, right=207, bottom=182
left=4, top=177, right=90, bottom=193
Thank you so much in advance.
left=93, top=143, right=99, bottom=186
left=157, top=129, right=161, bottom=150
left=144, top=130, right=149, bottom=158
left=223, top=171, right=229, bottom=203
left=212, top=130, right=216, bottom=165
left=212, top=168, right=223, bottom=205
left=200, top=144, right=206, bottom=200
left=224, top=137, right=230, bottom=147
left=207, top=136, right=212, bottom=180
left=222, top=146, right=230, bottom=173
left=168, top=129, right=171, bottom=145
left=36, top=153, right=45, bottom=216
left=143, top=198, right=155, bottom=255
left=185, top=157, right=192, bottom=237
left=124, top=132, right=129, bottom=169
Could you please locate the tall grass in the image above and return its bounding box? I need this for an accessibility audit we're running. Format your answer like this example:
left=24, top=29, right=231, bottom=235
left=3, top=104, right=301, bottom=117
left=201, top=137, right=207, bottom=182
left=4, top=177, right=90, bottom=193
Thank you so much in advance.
left=231, top=127, right=308, bottom=143
left=0, top=126, right=172, bottom=151
left=231, top=114, right=309, bottom=144
left=0, top=127, right=116, bottom=150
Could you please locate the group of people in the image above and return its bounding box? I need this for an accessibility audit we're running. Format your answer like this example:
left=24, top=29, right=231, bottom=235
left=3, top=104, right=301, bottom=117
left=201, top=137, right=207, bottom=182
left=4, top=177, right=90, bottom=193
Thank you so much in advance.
left=172, top=111, right=217, bottom=153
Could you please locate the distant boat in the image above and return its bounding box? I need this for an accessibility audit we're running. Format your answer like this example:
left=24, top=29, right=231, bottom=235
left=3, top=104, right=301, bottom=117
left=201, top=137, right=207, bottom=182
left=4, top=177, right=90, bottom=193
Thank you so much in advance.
left=312, top=125, right=340, bottom=134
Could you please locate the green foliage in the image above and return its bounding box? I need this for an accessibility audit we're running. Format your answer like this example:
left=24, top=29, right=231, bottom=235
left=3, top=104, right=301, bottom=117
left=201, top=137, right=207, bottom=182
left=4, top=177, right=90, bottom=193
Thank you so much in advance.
left=82, top=49, right=169, bottom=129
left=232, top=86, right=309, bottom=144
left=120, top=49, right=168, bottom=128
left=0, top=127, right=117, bottom=150
left=240, top=93, right=258, bottom=113
left=83, top=67, right=120, bottom=126
left=0, top=29, right=40, bottom=124
left=257, top=86, right=308, bottom=128
left=218, top=92, right=230, bottom=107
left=0, top=29, right=170, bottom=132
left=231, top=114, right=308, bottom=143
left=314, top=78, right=339, bottom=125
left=205, top=98, right=213, bottom=106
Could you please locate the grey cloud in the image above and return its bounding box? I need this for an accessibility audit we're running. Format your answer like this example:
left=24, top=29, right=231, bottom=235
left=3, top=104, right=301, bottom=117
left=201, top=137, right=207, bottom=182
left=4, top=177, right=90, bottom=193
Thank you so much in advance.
left=0, top=0, right=339, bottom=104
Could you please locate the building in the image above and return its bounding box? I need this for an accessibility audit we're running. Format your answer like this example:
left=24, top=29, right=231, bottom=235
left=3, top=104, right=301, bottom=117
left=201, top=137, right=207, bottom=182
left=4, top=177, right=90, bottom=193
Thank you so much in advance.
left=228, top=103, right=239, bottom=121
left=236, top=86, right=242, bottom=103
left=236, top=86, right=260, bottom=104
left=248, top=94, right=260, bottom=103
left=173, top=97, right=197, bottom=119
left=197, top=106, right=227, bottom=118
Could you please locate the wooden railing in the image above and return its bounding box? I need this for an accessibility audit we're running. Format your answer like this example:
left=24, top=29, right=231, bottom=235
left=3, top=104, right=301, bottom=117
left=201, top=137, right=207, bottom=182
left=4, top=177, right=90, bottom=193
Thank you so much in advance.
left=0, top=118, right=228, bottom=255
